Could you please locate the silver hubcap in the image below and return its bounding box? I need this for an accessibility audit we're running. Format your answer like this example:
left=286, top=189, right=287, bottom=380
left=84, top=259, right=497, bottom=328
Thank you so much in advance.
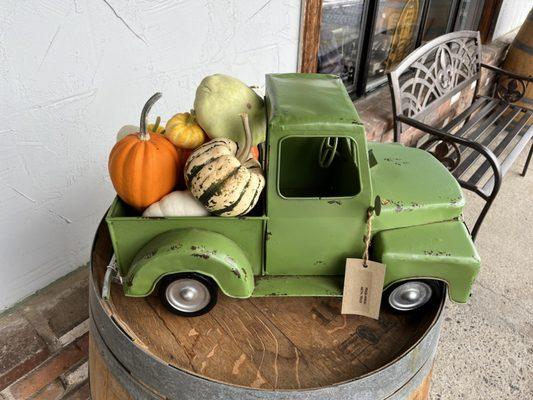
left=165, top=279, right=210, bottom=313
left=388, top=281, right=432, bottom=311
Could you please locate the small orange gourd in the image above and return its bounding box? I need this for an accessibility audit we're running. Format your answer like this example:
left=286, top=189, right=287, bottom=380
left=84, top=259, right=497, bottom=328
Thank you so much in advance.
left=250, top=146, right=259, bottom=161
left=165, top=110, right=207, bottom=149
left=108, top=93, right=180, bottom=210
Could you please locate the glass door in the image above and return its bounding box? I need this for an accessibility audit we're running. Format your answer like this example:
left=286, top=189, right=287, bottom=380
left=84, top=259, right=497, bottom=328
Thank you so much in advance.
left=312, top=0, right=486, bottom=98
left=366, top=0, right=423, bottom=90
left=455, top=0, right=485, bottom=31
left=317, top=0, right=365, bottom=94
left=421, top=0, right=457, bottom=43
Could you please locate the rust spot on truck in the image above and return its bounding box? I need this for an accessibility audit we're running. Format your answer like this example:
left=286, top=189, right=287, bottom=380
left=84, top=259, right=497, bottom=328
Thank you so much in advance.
left=389, top=199, right=405, bottom=212
left=327, top=200, right=342, bottom=205
left=144, top=250, right=157, bottom=260
left=231, top=268, right=241, bottom=279
left=424, top=250, right=452, bottom=257
left=314, top=260, right=324, bottom=265
left=384, top=198, right=420, bottom=213
left=449, top=196, right=462, bottom=205
left=192, top=253, right=210, bottom=259
left=383, top=157, right=409, bottom=166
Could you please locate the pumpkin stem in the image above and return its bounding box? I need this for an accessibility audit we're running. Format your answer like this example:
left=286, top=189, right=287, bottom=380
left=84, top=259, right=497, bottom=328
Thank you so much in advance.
left=139, top=92, right=162, bottom=141
left=152, top=116, right=161, bottom=133
left=186, top=109, right=196, bottom=125
left=237, top=113, right=253, bottom=163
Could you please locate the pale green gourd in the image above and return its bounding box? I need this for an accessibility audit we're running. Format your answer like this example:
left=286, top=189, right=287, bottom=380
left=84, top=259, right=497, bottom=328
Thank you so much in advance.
left=194, top=74, right=266, bottom=146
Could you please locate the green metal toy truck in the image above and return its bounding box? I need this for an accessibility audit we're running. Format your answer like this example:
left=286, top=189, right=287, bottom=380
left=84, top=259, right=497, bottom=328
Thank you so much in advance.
left=104, top=73, right=480, bottom=316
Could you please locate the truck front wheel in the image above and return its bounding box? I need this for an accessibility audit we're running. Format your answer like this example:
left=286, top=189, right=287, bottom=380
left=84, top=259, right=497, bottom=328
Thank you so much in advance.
left=159, top=273, right=218, bottom=317
left=385, top=280, right=442, bottom=312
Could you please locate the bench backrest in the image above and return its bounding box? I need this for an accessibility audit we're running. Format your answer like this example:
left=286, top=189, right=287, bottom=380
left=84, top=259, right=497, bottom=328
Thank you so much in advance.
left=388, top=31, right=482, bottom=140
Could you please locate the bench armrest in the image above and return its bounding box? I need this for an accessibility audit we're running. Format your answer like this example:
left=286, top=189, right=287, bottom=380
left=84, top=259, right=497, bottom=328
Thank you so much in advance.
left=480, top=63, right=533, bottom=82
left=397, top=115, right=502, bottom=196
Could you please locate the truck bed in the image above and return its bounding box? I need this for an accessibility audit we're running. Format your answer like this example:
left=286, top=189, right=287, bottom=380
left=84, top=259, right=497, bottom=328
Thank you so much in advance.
left=106, top=197, right=267, bottom=276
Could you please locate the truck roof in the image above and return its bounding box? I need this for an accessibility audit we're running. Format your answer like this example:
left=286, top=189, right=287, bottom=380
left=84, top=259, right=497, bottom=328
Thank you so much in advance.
left=265, top=73, right=362, bottom=134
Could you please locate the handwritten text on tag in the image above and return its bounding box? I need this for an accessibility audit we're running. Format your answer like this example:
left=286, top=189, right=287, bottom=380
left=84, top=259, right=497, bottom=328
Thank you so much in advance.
left=341, top=258, right=386, bottom=319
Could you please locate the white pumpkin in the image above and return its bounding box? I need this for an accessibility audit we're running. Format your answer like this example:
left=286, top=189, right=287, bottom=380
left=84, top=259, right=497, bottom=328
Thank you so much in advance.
left=116, top=125, right=139, bottom=141
left=142, top=190, right=209, bottom=217
left=116, top=119, right=164, bottom=142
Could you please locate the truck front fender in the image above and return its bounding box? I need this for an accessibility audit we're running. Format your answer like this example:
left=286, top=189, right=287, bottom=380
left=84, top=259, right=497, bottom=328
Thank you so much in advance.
left=372, top=220, right=480, bottom=303
left=124, top=229, right=254, bottom=298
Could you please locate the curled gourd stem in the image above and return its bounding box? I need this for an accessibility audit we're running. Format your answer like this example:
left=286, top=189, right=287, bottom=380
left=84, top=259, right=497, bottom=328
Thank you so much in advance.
left=237, top=113, right=252, bottom=163
left=152, top=116, right=161, bottom=133
left=139, top=92, right=162, bottom=141
left=186, top=109, right=196, bottom=125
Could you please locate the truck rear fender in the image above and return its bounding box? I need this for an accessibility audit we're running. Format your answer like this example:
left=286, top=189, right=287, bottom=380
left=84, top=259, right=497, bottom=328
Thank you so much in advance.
left=372, top=221, right=481, bottom=303
left=124, top=229, right=254, bottom=298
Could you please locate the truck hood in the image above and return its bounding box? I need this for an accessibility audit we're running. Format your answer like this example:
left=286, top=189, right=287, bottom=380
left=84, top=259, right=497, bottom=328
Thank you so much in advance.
left=369, top=143, right=464, bottom=231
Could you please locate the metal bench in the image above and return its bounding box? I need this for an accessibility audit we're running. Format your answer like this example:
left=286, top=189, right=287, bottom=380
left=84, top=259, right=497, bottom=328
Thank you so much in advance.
left=388, top=31, right=532, bottom=240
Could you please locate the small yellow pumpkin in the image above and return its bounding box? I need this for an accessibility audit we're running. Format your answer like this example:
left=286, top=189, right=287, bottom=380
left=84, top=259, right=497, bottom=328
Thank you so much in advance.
left=165, top=110, right=207, bottom=149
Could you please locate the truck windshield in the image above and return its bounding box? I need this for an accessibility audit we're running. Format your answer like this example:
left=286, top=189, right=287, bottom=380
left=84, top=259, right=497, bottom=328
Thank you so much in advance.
left=278, top=136, right=360, bottom=198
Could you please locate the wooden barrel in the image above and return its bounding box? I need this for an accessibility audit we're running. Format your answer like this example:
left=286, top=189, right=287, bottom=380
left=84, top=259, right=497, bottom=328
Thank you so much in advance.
left=502, top=7, right=533, bottom=108
left=89, top=218, right=444, bottom=400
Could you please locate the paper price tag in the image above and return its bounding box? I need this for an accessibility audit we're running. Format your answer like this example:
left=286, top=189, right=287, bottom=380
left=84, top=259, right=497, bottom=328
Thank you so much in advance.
left=341, top=258, right=386, bottom=319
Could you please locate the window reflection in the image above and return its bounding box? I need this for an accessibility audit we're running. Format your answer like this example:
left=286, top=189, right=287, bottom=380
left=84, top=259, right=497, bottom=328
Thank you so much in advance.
left=455, top=0, right=484, bottom=31
left=422, top=0, right=454, bottom=43
left=318, top=0, right=364, bottom=92
left=315, top=0, right=485, bottom=97
left=367, top=0, right=421, bottom=87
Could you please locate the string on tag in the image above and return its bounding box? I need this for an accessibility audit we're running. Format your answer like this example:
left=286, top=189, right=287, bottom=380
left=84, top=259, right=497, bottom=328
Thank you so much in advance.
left=362, top=207, right=375, bottom=268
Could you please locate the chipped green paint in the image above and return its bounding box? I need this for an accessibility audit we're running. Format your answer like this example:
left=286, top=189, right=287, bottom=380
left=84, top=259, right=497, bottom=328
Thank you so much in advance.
left=374, top=221, right=480, bottom=303
left=124, top=229, right=254, bottom=298
left=106, top=73, right=480, bottom=304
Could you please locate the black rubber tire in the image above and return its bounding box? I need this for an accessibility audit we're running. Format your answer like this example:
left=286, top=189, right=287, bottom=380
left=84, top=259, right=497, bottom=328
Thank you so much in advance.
left=382, top=279, right=444, bottom=313
left=159, top=273, right=218, bottom=317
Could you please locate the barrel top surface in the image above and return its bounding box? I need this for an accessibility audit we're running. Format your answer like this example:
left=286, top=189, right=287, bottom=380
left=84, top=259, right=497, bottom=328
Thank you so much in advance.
left=91, top=220, right=443, bottom=391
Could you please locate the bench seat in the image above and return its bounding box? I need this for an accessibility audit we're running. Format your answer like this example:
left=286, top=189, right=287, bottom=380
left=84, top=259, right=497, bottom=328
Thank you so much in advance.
left=388, top=31, right=532, bottom=240
left=421, top=96, right=532, bottom=197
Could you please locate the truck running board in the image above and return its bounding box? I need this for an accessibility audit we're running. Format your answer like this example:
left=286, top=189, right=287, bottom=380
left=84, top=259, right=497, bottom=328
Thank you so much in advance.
left=252, top=275, right=343, bottom=297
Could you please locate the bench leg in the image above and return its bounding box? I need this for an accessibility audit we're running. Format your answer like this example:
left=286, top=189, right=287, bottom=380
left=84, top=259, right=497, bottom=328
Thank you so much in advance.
left=521, top=139, right=532, bottom=177
left=471, top=197, right=495, bottom=242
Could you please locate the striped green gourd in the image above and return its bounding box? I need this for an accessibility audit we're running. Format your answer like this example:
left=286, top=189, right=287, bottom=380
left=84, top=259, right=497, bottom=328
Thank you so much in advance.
left=184, top=113, right=265, bottom=216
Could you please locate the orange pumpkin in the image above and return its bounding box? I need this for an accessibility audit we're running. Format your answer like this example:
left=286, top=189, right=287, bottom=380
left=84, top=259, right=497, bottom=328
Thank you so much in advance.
left=108, top=93, right=180, bottom=210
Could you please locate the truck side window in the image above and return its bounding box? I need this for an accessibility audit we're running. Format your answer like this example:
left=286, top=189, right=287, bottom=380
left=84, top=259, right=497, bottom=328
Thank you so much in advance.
left=279, top=136, right=360, bottom=198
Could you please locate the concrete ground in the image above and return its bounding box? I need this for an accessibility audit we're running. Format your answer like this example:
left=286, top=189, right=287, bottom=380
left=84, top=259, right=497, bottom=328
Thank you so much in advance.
left=431, top=150, right=533, bottom=399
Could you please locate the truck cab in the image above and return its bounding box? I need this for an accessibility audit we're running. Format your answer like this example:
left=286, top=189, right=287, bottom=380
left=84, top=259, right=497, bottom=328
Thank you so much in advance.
left=105, top=73, right=480, bottom=317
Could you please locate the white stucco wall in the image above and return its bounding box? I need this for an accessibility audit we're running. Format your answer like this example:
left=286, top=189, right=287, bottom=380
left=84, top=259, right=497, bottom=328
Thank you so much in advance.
left=493, top=0, right=531, bottom=39
left=0, top=0, right=301, bottom=311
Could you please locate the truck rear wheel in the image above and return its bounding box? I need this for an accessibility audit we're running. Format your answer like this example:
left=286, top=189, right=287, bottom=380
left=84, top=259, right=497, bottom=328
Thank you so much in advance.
left=159, top=273, right=218, bottom=317
left=384, top=280, right=442, bottom=312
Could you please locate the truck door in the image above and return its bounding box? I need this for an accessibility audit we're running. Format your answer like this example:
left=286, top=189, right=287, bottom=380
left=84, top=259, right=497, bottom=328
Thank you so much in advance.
left=265, top=134, right=371, bottom=276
